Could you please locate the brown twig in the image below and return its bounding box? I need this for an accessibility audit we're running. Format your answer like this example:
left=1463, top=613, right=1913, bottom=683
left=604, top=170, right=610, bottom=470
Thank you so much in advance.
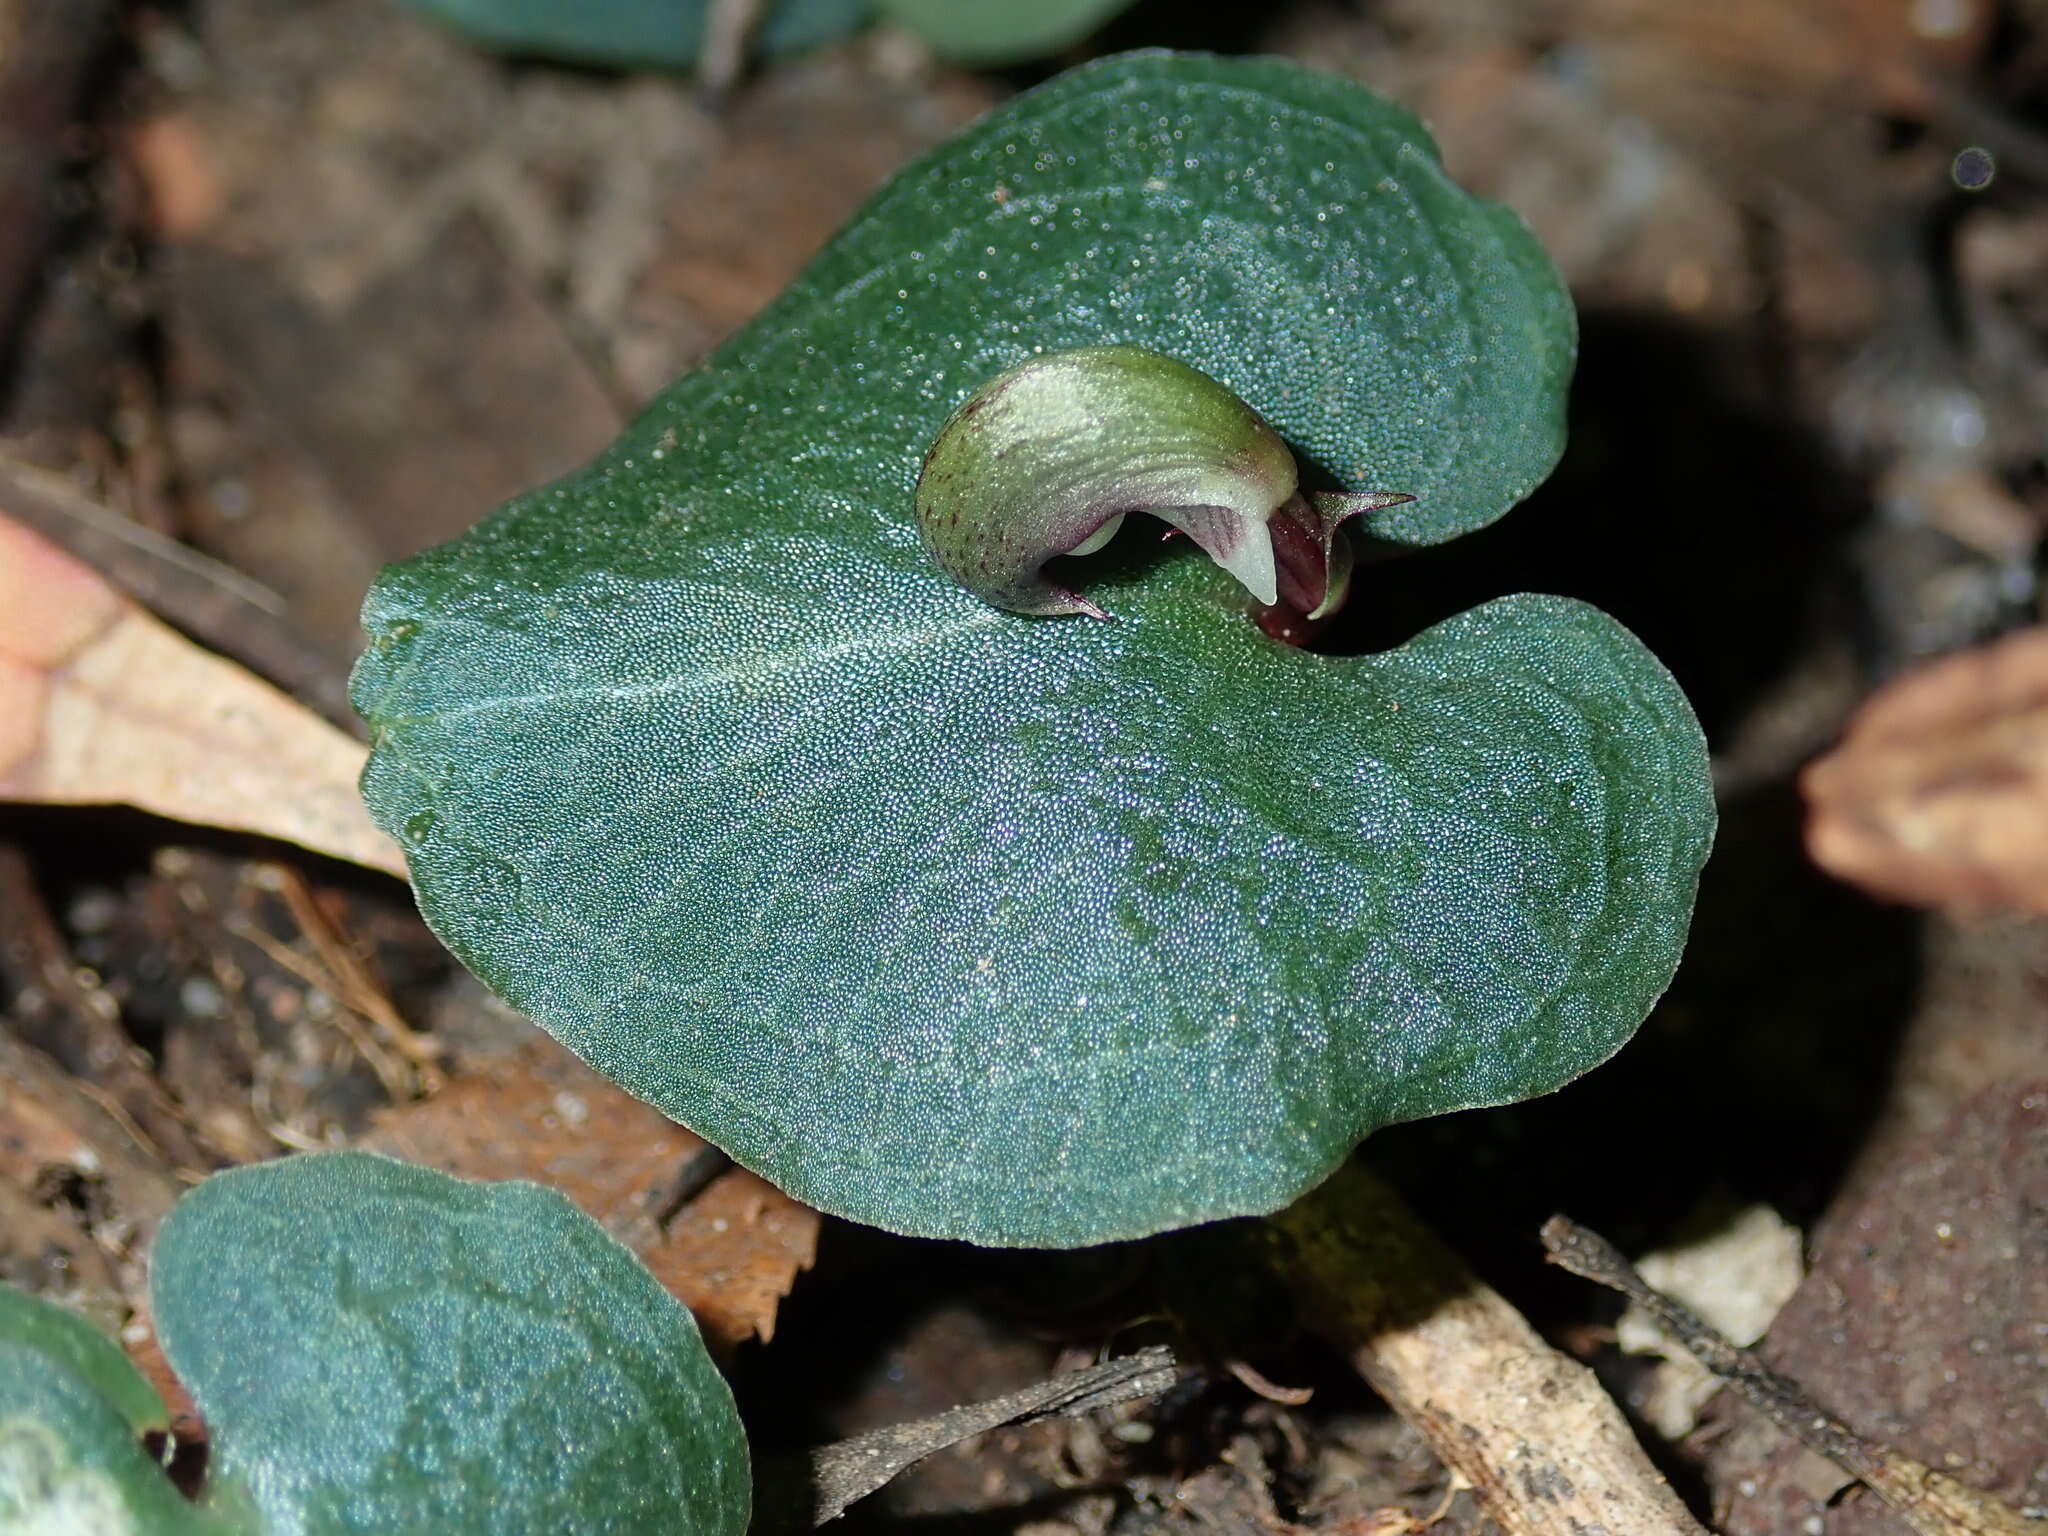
left=1542, top=1215, right=2046, bottom=1536
left=696, top=0, right=767, bottom=106
left=807, top=1345, right=1179, bottom=1525
left=1263, top=1162, right=1711, bottom=1536
left=650, top=1144, right=734, bottom=1230
left=1224, top=1358, right=1315, bottom=1406
left=0, top=455, right=354, bottom=726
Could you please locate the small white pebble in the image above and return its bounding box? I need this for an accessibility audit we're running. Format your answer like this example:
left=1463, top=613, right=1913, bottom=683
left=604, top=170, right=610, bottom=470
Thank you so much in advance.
left=180, top=976, right=225, bottom=1018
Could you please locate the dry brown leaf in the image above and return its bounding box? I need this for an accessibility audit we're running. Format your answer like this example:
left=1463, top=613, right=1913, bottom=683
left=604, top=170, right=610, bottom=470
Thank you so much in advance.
left=636, top=1169, right=821, bottom=1353
left=0, top=510, right=405, bottom=878
left=359, top=1046, right=818, bottom=1352
left=1804, top=627, right=2048, bottom=913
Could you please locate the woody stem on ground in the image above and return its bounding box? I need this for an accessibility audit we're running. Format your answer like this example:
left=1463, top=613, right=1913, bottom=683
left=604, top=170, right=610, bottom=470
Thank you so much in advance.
left=1543, top=1216, right=2045, bottom=1536
left=1262, top=1162, right=1712, bottom=1536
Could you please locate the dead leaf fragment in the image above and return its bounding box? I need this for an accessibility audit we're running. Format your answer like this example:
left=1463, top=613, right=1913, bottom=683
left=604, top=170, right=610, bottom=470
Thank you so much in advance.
left=637, top=1168, right=820, bottom=1351
left=1804, top=627, right=2048, bottom=912
left=0, top=510, right=405, bottom=878
left=360, top=1046, right=818, bottom=1351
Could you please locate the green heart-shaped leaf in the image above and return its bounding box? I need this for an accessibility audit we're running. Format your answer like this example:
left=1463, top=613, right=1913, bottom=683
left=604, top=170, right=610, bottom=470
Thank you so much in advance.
left=353, top=53, right=1712, bottom=1246
left=150, top=1154, right=749, bottom=1536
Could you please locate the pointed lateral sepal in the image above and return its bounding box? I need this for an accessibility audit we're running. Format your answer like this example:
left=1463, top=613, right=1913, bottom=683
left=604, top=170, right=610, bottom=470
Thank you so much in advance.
left=1273, top=490, right=1416, bottom=621
left=914, top=345, right=1409, bottom=620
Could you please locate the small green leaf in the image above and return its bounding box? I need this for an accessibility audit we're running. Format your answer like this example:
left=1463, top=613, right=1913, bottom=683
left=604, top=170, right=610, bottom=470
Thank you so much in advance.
left=873, top=0, right=1135, bottom=64
left=150, top=1154, right=750, bottom=1536
left=0, top=1286, right=240, bottom=1536
left=353, top=54, right=1708, bottom=1246
left=0, top=1288, right=168, bottom=1440
left=397, top=0, right=869, bottom=69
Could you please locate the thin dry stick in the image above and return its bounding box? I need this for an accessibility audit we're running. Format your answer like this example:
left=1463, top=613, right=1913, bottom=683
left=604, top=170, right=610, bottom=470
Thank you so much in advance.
left=809, top=1345, right=1178, bottom=1525
left=696, top=0, right=766, bottom=104
left=1265, top=1162, right=1711, bottom=1536
left=1542, top=1216, right=2047, bottom=1536
left=267, top=864, right=445, bottom=1091
left=223, top=914, right=415, bottom=1105
left=0, top=456, right=352, bottom=725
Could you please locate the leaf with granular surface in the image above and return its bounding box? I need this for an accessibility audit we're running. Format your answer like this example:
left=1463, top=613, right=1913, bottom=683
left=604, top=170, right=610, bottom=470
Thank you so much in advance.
left=150, top=1153, right=749, bottom=1536
left=353, top=53, right=1711, bottom=1246
left=398, top=0, right=869, bottom=68
left=0, top=1285, right=246, bottom=1535
left=873, top=0, right=1136, bottom=63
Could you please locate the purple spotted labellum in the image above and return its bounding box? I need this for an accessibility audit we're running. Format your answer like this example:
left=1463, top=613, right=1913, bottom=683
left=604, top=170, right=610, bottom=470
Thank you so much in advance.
left=914, top=345, right=1410, bottom=627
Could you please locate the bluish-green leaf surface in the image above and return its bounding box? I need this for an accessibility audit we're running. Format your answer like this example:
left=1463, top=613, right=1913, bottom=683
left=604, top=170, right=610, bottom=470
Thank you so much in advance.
left=353, top=53, right=1713, bottom=1246
left=0, top=1287, right=170, bottom=1441
left=150, top=1154, right=750, bottom=1536
left=396, top=0, right=869, bottom=69
left=873, top=0, right=1137, bottom=64
left=0, top=1285, right=245, bottom=1535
